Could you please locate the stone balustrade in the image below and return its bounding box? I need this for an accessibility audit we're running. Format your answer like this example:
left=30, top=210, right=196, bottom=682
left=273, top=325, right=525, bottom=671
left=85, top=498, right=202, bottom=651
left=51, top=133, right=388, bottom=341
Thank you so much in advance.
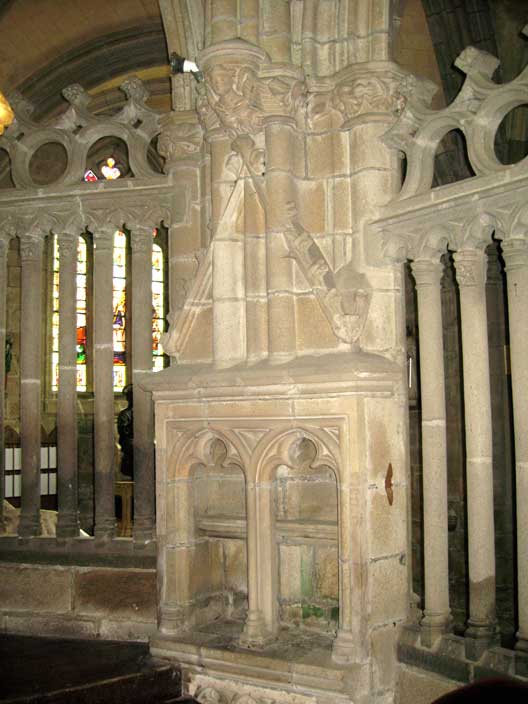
left=372, top=34, right=528, bottom=678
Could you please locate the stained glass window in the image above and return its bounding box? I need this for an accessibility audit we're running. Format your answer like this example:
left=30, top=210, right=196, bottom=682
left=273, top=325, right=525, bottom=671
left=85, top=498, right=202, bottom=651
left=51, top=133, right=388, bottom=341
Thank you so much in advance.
left=152, top=236, right=165, bottom=371
left=52, top=222, right=166, bottom=394
left=51, top=236, right=88, bottom=392
left=113, top=231, right=127, bottom=391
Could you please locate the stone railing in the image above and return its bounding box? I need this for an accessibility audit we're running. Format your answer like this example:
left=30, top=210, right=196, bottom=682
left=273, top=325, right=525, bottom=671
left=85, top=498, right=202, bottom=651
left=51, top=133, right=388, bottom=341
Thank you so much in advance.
left=0, top=79, right=188, bottom=556
left=371, top=32, right=528, bottom=683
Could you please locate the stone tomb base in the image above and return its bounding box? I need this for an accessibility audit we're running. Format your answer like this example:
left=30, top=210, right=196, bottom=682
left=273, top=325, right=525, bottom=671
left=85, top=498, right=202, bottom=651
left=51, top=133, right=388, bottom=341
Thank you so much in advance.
left=150, top=620, right=367, bottom=704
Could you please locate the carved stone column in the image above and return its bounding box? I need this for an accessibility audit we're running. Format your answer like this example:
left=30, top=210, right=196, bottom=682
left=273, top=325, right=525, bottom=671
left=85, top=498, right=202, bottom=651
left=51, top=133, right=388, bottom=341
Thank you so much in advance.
left=453, top=246, right=498, bottom=659
left=56, top=231, right=80, bottom=538
left=18, top=232, right=44, bottom=537
left=239, top=477, right=269, bottom=648
left=130, top=225, right=155, bottom=543
left=501, top=236, right=528, bottom=654
left=411, top=257, right=451, bottom=647
left=92, top=227, right=116, bottom=540
left=264, top=115, right=298, bottom=363
left=0, top=228, right=14, bottom=533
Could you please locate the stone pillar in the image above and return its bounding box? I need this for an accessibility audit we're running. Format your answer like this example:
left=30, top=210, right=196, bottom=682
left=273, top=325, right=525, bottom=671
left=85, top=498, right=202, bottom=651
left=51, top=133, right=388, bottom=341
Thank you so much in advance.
left=130, top=225, right=155, bottom=543
left=18, top=232, right=44, bottom=537
left=56, top=231, right=80, bottom=538
left=333, top=471, right=367, bottom=665
left=93, top=227, right=116, bottom=540
left=244, top=177, right=268, bottom=363
left=453, top=247, right=497, bottom=659
left=0, top=231, right=12, bottom=532
left=264, top=116, right=297, bottom=363
left=411, top=257, right=451, bottom=646
left=240, top=478, right=268, bottom=647
left=501, top=236, right=528, bottom=654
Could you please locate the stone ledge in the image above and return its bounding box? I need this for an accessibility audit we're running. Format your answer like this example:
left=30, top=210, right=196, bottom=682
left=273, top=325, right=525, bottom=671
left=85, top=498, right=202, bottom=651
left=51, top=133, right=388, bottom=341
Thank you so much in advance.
left=398, top=627, right=528, bottom=686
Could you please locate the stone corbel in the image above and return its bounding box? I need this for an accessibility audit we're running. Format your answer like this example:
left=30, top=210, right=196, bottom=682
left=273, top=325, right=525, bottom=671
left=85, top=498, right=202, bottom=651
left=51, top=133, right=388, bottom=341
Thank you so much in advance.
left=158, top=111, right=203, bottom=171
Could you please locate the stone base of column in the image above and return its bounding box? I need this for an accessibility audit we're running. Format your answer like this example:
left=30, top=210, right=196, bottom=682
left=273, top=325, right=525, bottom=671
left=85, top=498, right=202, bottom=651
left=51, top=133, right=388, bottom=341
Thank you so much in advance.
left=94, top=517, right=116, bottom=541
left=239, top=610, right=273, bottom=649
left=159, top=605, right=186, bottom=635
left=420, top=611, right=452, bottom=648
left=56, top=513, right=80, bottom=538
left=332, top=628, right=362, bottom=665
left=133, top=516, right=155, bottom=544
left=18, top=511, right=41, bottom=537
left=464, top=620, right=499, bottom=661
left=515, top=636, right=528, bottom=678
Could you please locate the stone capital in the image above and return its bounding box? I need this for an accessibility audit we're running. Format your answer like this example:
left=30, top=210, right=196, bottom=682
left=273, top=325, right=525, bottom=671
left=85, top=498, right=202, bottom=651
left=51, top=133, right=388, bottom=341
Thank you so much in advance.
left=130, top=227, right=152, bottom=253
left=56, top=231, right=78, bottom=258
left=92, top=228, right=115, bottom=251
left=502, top=237, right=528, bottom=272
left=19, top=233, right=44, bottom=261
left=158, top=111, right=203, bottom=170
left=411, top=258, right=443, bottom=288
left=453, top=248, right=487, bottom=288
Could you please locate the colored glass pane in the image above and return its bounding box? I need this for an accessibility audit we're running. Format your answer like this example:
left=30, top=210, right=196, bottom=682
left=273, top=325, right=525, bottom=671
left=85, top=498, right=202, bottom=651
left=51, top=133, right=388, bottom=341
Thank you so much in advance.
left=52, top=236, right=87, bottom=391
left=152, top=240, right=164, bottom=370
left=113, top=231, right=127, bottom=391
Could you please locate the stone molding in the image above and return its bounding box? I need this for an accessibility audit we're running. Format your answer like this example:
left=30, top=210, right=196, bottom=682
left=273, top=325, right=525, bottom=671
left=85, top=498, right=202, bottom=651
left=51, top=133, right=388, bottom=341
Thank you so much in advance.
left=374, top=178, right=528, bottom=269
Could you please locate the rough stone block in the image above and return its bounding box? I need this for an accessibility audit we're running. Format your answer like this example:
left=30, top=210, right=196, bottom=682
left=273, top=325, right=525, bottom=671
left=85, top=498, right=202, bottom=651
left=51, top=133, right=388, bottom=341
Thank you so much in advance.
left=395, top=664, right=458, bottom=704
left=294, top=295, right=338, bottom=353
left=370, top=556, right=408, bottom=624
left=306, top=132, right=348, bottom=179
left=369, top=486, right=407, bottom=558
left=223, top=538, right=248, bottom=593
left=99, top=618, right=157, bottom=642
left=75, top=568, right=157, bottom=621
left=314, top=545, right=338, bottom=600
left=280, top=476, right=338, bottom=522
left=0, top=564, right=72, bottom=613
left=4, top=614, right=97, bottom=639
left=279, top=544, right=314, bottom=602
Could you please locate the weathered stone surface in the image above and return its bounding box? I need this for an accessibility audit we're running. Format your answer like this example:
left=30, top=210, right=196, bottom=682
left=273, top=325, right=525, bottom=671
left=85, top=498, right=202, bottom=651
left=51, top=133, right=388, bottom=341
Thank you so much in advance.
left=0, top=564, right=72, bottom=613
left=395, top=664, right=458, bottom=704
left=75, top=568, right=156, bottom=621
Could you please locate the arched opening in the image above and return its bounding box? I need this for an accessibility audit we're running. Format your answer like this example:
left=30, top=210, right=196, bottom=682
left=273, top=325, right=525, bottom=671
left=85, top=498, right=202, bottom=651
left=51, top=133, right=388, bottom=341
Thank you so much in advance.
left=273, top=436, right=339, bottom=635
left=494, top=103, right=528, bottom=165
left=433, top=129, right=474, bottom=187
left=85, top=136, right=132, bottom=181
left=191, top=436, right=248, bottom=626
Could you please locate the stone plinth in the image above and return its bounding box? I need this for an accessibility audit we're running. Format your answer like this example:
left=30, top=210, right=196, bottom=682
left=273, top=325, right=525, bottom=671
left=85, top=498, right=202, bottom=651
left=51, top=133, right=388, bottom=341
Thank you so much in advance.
left=142, top=350, right=409, bottom=704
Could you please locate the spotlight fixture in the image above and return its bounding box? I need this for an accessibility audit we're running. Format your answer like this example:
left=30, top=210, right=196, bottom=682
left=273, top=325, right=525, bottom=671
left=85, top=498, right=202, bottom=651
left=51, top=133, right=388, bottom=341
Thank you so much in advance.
left=169, top=52, right=204, bottom=82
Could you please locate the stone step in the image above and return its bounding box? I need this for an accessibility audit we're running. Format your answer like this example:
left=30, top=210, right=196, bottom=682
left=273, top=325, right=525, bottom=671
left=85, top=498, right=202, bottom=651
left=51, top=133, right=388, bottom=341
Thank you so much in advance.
left=0, top=634, right=183, bottom=704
